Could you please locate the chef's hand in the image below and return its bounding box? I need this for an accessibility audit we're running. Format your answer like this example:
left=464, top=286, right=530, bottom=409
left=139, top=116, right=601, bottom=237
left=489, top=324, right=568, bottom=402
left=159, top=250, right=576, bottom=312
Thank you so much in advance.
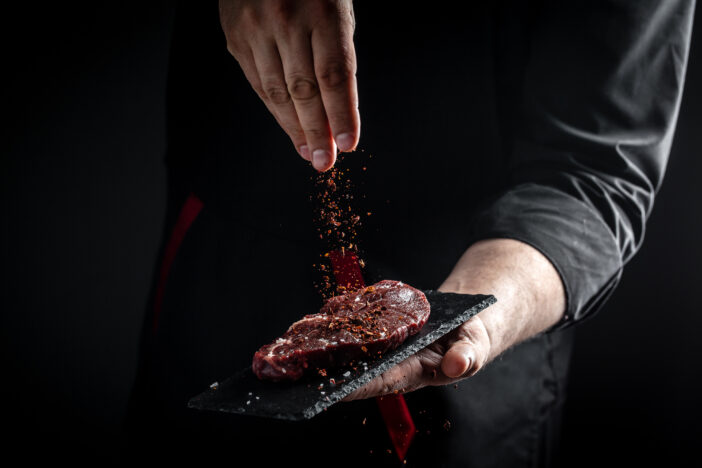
left=219, top=0, right=359, bottom=172
left=343, top=238, right=567, bottom=401
left=343, top=312, right=492, bottom=400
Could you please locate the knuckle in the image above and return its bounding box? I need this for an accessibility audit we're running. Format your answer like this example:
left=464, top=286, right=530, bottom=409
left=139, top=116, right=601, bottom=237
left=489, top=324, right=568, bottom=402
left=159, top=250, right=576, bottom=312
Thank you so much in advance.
left=238, top=6, right=260, bottom=27
left=302, top=126, right=326, bottom=139
left=262, top=81, right=291, bottom=105
left=380, top=373, right=394, bottom=395
left=252, top=85, right=267, bottom=100
left=317, top=61, right=353, bottom=90
left=457, top=317, right=483, bottom=342
left=315, top=0, right=337, bottom=16
left=287, top=75, right=319, bottom=101
left=290, top=129, right=306, bottom=142
left=225, top=40, right=243, bottom=58
left=273, top=0, right=297, bottom=20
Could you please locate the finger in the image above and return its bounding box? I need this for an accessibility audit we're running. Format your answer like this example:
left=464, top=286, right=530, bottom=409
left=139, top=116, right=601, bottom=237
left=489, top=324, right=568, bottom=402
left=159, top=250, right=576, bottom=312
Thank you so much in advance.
left=440, top=317, right=492, bottom=379
left=441, top=341, right=476, bottom=378
left=231, top=45, right=310, bottom=160
left=343, top=354, right=426, bottom=402
left=249, top=39, right=310, bottom=160
left=310, top=6, right=359, bottom=153
left=278, top=32, right=336, bottom=172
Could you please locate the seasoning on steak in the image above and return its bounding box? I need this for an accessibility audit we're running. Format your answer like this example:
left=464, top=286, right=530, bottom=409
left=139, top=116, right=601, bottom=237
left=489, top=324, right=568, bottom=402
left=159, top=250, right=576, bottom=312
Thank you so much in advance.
left=252, top=280, right=431, bottom=382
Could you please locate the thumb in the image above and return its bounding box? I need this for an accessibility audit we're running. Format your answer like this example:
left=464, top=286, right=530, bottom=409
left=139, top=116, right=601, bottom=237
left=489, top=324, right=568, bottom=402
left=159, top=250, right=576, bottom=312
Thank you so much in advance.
left=439, top=316, right=492, bottom=379
left=441, top=341, right=476, bottom=378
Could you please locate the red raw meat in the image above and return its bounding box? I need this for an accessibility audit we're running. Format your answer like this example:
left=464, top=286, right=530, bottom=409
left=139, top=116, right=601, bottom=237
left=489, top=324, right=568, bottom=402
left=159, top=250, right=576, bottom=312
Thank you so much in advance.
left=252, top=280, right=431, bottom=382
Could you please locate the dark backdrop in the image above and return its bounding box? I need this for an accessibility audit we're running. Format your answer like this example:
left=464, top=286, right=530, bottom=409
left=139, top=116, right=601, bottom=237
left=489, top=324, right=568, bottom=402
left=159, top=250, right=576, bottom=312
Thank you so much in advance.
left=1, top=3, right=700, bottom=466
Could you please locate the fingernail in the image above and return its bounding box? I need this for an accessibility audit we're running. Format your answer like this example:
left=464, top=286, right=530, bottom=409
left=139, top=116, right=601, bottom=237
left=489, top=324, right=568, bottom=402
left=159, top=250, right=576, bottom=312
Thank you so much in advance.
left=312, top=149, right=332, bottom=171
left=299, top=145, right=310, bottom=161
left=336, top=133, right=355, bottom=152
left=465, top=355, right=473, bottom=374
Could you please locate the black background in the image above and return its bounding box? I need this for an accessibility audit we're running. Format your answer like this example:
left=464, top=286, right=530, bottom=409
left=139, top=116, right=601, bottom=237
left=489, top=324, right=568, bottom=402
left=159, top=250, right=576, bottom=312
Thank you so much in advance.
left=1, top=2, right=700, bottom=466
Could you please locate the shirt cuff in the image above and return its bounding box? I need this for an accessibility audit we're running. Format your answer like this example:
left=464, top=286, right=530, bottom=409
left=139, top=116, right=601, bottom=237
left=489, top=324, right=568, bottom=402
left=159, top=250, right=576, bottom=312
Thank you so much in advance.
left=468, top=183, right=623, bottom=331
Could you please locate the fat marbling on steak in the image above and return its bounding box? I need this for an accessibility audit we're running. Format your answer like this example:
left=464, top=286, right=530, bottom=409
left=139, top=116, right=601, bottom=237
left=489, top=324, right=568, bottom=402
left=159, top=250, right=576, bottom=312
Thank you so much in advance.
left=252, top=280, right=431, bottom=382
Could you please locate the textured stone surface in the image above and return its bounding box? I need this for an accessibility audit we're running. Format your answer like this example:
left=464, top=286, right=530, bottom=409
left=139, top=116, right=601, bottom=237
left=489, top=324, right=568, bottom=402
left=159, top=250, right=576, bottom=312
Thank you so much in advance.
left=188, top=291, right=496, bottom=421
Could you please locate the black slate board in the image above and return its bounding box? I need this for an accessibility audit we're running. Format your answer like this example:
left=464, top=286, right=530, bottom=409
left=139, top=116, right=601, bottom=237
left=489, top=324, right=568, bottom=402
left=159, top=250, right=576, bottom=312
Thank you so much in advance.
left=188, top=291, right=496, bottom=421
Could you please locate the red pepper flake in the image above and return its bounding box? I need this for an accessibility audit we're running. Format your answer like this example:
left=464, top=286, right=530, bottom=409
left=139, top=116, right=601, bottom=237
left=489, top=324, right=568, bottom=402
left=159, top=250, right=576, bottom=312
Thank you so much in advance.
left=361, top=346, right=368, bottom=353
left=443, top=419, right=452, bottom=431
left=362, top=417, right=367, bottom=425
left=318, top=368, right=327, bottom=377
left=329, top=378, right=336, bottom=385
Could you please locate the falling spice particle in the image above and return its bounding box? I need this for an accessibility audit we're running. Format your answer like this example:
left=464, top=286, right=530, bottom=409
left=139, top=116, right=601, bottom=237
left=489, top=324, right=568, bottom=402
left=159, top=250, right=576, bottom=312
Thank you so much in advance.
left=443, top=419, right=452, bottom=431
left=362, top=417, right=367, bottom=425
left=311, top=155, right=367, bottom=299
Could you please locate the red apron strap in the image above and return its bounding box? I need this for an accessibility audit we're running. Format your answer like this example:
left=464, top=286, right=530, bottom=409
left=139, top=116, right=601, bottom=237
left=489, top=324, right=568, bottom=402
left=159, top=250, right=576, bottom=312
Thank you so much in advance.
left=152, top=193, right=204, bottom=332
left=328, top=250, right=416, bottom=461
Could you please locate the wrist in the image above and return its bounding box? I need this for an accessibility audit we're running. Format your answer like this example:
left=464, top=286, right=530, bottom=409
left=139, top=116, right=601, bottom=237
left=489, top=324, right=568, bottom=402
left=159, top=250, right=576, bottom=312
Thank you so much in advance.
left=439, top=238, right=565, bottom=360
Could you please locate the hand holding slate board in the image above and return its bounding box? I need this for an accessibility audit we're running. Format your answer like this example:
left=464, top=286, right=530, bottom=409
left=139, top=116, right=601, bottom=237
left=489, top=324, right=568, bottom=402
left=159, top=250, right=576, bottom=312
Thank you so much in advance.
left=188, top=291, right=496, bottom=420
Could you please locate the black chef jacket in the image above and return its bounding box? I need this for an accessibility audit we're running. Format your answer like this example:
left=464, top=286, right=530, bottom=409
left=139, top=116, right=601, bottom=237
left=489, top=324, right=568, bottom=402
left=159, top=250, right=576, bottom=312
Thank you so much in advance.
left=125, top=1, right=695, bottom=467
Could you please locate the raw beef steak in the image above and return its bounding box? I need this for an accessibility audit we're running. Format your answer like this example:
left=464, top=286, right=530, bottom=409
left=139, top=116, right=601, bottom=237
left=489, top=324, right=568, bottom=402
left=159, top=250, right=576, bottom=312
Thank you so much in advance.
left=252, top=280, right=431, bottom=381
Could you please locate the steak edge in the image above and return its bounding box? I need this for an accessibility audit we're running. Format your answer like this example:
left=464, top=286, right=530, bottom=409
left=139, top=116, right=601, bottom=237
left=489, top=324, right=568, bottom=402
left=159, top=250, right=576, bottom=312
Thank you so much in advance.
left=252, top=280, right=431, bottom=382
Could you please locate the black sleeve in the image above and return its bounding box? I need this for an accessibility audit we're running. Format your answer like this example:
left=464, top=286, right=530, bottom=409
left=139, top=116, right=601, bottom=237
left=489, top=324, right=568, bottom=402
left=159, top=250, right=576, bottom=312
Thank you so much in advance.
left=470, top=0, right=696, bottom=330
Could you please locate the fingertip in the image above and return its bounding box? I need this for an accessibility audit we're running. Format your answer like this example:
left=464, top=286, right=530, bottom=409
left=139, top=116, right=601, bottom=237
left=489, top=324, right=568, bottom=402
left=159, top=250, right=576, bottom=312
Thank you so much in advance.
left=335, top=132, right=357, bottom=152
left=312, top=149, right=336, bottom=172
left=441, top=348, right=472, bottom=378
left=299, top=145, right=311, bottom=161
